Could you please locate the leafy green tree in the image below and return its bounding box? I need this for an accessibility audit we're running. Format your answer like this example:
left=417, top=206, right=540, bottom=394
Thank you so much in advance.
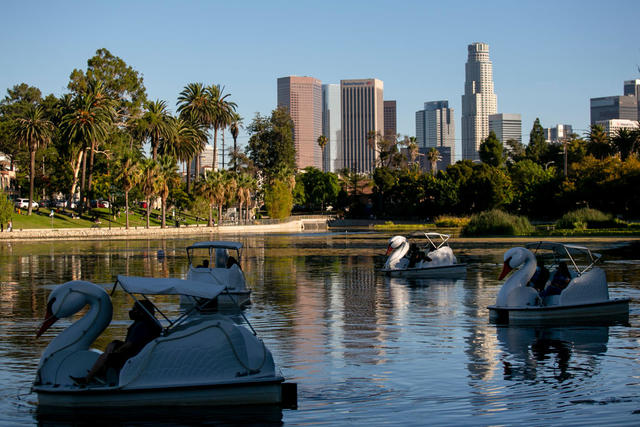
left=11, top=105, right=53, bottom=214
left=479, top=130, right=504, bottom=167
left=0, top=189, right=13, bottom=230
left=264, top=178, right=293, bottom=219
left=247, top=107, right=296, bottom=180
left=504, top=138, right=526, bottom=164
left=68, top=48, right=147, bottom=122
left=508, top=159, right=557, bottom=217
left=295, top=167, right=340, bottom=211
left=525, top=118, right=548, bottom=162
left=459, top=163, right=512, bottom=213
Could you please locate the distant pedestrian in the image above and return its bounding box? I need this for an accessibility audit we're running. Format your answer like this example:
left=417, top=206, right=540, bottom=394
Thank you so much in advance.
left=7, top=220, right=12, bottom=232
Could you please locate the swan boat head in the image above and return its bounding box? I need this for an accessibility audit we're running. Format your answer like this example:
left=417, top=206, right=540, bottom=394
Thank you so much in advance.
left=496, top=247, right=539, bottom=307
left=384, top=235, right=409, bottom=269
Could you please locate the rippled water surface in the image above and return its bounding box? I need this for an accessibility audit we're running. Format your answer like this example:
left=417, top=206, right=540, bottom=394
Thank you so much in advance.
left=1, top=233, right=639, bottom=426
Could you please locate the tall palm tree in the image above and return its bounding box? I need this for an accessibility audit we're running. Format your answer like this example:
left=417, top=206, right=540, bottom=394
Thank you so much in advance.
left=160, top=117, right=206, bottom=193
left=197, top=170, right=223, bottom=226
left=427, top=147, right=440, bottom=176
left=206, top=84, right=236, bottom=171
left=62, top=86, right=113, bottom=212
left=141, top=100, right=175, bottom=160
left=177, top=83, right=214, bottom=182
left=11, top=105, right=53, bottom=215
left=114, top=150, right=141, bottom=229
left=85, top=80, right=116, bottom=194
left=317, top=134, right=328, bottom=171
left=139, top=158, right=159, bottom=229
left=155, top=155, right=180, bottom=228
left=229, top=113, right=242, bottom=172
left=236, top=173, right=257, bottom=222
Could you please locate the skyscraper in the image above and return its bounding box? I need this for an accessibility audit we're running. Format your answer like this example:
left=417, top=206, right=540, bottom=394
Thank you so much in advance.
left=322, top=84, right=342, bottom=173
left=384, top=100, right=397, bottom=141
left=461, top=42, right=498, bottom=161
left=341, top=79, right=384, bottom=173
left=543, top=124, right=573, bottom=142
left=623, top=79, right=640, bottom=120
left=590, top=95, right=637, bottom=125
left=415, top=100, right=455, bottom=169
left=277, top=76, right=323, bottom=170
left=489, top=113, right=522, bottom=145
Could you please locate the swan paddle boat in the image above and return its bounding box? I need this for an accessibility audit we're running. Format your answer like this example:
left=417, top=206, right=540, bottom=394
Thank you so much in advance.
left=185, top=241, right=251, bottom=308
left=488, top=242, right=630, bottom=325
left=33, top=275, right=296, bottom=408
left=381, top=232, right=466, bottom=278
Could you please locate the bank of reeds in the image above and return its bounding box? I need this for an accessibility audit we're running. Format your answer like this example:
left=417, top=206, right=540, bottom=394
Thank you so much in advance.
left=462, top=209, right=534, bottom=236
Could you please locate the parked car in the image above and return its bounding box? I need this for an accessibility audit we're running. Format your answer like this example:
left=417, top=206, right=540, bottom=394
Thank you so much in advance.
left=97, top=200, right=110, bottom=208
left=54, top=199, right=67, bottom=208
left=15, top=198, right=39, bottom=210
left=139, top=201, right=148, bottom=209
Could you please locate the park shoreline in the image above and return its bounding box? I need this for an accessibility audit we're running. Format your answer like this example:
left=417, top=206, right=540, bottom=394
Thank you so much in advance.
left=0, top=217, right=328, bottom=241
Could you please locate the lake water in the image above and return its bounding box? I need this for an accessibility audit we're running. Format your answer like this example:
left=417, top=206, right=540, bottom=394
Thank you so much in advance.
left=1, top=232, right=639, bottom=426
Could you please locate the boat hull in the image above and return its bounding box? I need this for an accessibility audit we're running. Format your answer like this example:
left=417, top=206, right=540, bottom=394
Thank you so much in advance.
left=381, top=263, right=467, bottom=278
left=488, top=298, right=630, bottom=325
left=35, top=377, right=296, bottom=408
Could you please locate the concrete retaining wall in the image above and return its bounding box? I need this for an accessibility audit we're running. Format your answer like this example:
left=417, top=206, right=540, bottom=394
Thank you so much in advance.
left=0, top=218, right=328, bottom=241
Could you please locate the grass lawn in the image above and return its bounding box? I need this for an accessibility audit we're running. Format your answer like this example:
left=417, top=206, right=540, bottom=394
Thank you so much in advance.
left=9, top=207, right=211, bottom=230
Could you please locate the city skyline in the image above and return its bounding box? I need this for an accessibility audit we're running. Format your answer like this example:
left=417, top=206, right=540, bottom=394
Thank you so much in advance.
left=2, top=1, right=639, bottom=152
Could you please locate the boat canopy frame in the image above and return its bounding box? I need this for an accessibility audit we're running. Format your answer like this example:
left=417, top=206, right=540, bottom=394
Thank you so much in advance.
left=525, top=241, right=601, bottom=276
left=111, top=275, right=257, bottom=336
left=407, top=231, right=451, bottom=251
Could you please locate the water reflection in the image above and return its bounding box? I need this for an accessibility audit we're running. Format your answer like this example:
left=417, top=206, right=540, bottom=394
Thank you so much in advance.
left=36, top=404, right=284, bottom=426
left=497, top=326, right=608, bottom=382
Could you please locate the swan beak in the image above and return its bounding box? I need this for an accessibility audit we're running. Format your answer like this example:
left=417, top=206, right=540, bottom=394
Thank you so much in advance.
left=385, top=245, right=393, bottom=256
left=498, top=260, right=513, bottom=280
left=36, top=306, right=58, bottom=338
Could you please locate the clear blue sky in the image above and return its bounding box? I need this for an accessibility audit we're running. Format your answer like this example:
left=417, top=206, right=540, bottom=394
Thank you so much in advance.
left=2, top=0, right=639, bottom=152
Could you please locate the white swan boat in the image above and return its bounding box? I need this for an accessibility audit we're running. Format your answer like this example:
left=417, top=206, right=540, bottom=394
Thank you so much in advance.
left=380, top=232, right=466, bottom=277
left=488, top=242, right=630, bottom=325
left=33, top=275, right=296, bottom=408
left=185, top=241, right=251, bottom=308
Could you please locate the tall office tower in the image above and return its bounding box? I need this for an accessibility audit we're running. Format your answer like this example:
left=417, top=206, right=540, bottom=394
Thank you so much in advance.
left=384, top=100, right=397, bottom=141
left=623, top=79, right=640, bottom=120
left=461, top=42, right=498, bottom=161
left=489, top=113, right=521, bottom=145
left=590, top=95, right=638, bottom=124
left=341, top=79, right=384, bottom=173
left=543, top=124, right=573, bottom=142
left=277, top=76, right=323, bottom=169
left=415, top=100, right=455, bottom=167
left=322, top=84, right=342, bottom=172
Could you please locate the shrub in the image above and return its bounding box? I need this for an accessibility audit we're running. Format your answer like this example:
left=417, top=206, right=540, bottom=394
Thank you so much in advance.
left=264, top=179, right=293, bottom=219
left=556, top=208, right=627, bottom=229
left=462, top=209, right=534, bottom=236
left=434, top=215, right=470, bottom=228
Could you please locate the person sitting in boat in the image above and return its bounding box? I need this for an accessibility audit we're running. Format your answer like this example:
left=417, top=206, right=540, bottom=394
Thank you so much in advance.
left=196, top=259, right=209, bottom=268
left=71, top=300, right=161, bottom=386
left=408, top=243, right=431, bottom=268
left=540, top=261, right=572, bottom=298
left=226, top=256, right=240, bottom=269
left=528, top=257, right=550, bottom=292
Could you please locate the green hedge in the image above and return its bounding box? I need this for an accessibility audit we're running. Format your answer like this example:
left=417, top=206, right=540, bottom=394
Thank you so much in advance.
left=556, top=208, right=627, bottom=230
left=433, top=215, right=470, bottom=228
left=462, top=209, right=534, bottom=236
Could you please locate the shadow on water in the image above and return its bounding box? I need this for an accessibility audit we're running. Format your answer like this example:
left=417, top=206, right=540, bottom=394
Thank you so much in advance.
left=35, top=404, right=284, bottom=426
left=497, top=325, right=609, bottom=382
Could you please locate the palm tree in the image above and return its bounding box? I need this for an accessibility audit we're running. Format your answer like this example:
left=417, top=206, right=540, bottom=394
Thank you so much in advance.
left=11, top=105, right=53, bottom=215
left=317, top=134, right=328, bottom=170
left=236, top=173, right=257, bottom=222
left=160, top=117, right=206, bottom=194
left=62, top=86, right=113, bottom=212
left=427, top=147, right=440, bottom=176
left=587, top=124, right=612, bottom=160
left=177, top=83, right=214, bottom=182
left=206, top=85, right=236, bottom=171
left=229, top=113, right=242, bottom=172
left=406, top=137, right=419, bottom=167
left=139, top=158, right=159, bottom=228
left=114, top=150, right=141, bottom=229
left=84, top=80, right=116, bottom=194
left=141, top=100, right=175, bottom=160
left=155, top=155, right=180, bottom=228
left=197, top=170, right=223, bottom=226
left=612, top=127, right=639, bottom=161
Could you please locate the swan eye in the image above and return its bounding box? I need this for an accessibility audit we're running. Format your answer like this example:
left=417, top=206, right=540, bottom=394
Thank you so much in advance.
left=505, top=256, right=512, bottom=266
